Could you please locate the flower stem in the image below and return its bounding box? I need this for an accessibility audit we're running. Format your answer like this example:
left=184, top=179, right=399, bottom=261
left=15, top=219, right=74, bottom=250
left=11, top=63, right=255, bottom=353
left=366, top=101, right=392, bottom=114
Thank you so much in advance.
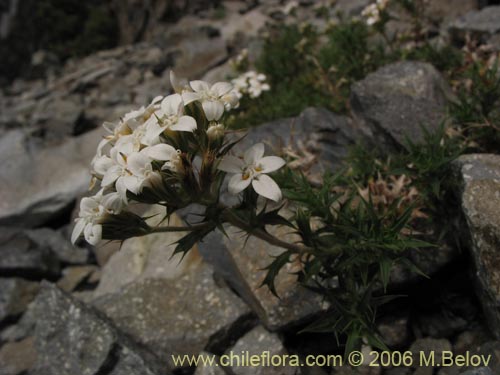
left=149, top=222, right=212, bottom=233
left=221, top=209, right=307, bottom=254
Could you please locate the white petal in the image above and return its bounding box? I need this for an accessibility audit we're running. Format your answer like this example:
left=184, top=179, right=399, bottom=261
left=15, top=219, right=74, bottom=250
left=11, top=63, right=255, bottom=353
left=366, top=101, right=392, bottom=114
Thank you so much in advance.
left=190, top=80, right=210, bottom=93
left=85, top=223, right=102, bottom=246
left=93, top=156, right=114, bottom=176
left=71, top=218, right=86, bottom=244
left=142, top=144, right=177, bottom=161
left=161, top=94, right=183, bottom=116
left=211, top=82, right=233, bottom=97
left=218, top=156, right=245, bottom=173
left=101, top=193, right=124, bottom=214
left=228, top=173, right=252, bottom=195
left=122, top=175, right=142, bottom=194
left=202, top=100, right=224, bottom=121
left=101, top=165, right=122, bottom=187
left=170, top=116, right=197, bottom=132
left=252, top=174, right=282, bottom=202
left=115, top=178, right=128, bottom=202
left=244, top=143, right=265, bottom=165
left=127, top=152, right=151, bottom=176
left=258, top=156, right=286, bottom=173
left=182, top=92, right=201, bottom=105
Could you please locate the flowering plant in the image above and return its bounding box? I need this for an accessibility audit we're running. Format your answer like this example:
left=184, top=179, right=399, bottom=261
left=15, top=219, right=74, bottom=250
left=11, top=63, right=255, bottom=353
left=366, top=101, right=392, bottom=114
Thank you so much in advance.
left=72, top=71, right=429, bottom=355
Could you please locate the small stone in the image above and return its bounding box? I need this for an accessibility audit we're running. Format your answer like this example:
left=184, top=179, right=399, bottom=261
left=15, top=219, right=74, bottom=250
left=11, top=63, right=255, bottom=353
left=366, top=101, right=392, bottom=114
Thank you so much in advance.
left=449, top=6, right=500, bottom=44
left=377, top=314, right=411, bottom=348
left=57, top=265, right=98, bottom=292
left=410, top=338, right=452, bottom=371
left=0, top=337, right=37, bottom=375
left=224, top=325, right=295, bottom=375
left=194, top=351, right=226, bottom=375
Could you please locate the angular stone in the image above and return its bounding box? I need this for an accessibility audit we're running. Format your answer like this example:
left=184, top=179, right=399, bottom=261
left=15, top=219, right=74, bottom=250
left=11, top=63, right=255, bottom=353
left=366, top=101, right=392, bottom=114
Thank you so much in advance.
left=0, top=278, right=39, bottom=323
left=0, top=127, right=104, bottom=227
left=351, top=62, right=453, bottom=150
left=57, top=265, right=99, bottom=292
left=194, top=352, right=226, bottom=375
left=93, top=210, right=202, bottom=297
left=0, top=228, right=61, bottom=278
left=409, top=338, right=452, bottom=370
left=0, top=337, right=37, bottom=375
left=198, top=228, right=327, bottom=331
left=93, top=263, right=253, bottom=368
left=453, top=154, right=500, bottom=338
left=449, top=6, right=500, bottom=44
left=30, top=281, right=168, bottom=375
left=239, top=107, right=359, bottom=174
left=224, top=325, right=295, bottom=375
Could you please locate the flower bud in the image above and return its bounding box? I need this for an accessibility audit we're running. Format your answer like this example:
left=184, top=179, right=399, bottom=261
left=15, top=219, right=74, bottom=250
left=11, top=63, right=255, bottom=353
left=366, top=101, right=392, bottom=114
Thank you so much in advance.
left=207, top=124, right=225, bottom=141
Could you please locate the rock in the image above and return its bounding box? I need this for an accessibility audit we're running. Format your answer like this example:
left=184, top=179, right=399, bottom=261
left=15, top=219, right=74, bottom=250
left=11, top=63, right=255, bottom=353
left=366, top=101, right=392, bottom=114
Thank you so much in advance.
left=425, top=0, right=478, bottom=23
left=0, top=128, right=104, bottom=227
left=449, top=6, right=500, bottom=45
left=240, top=107, right=359, bottom=174
left=452, top=154, right=500, bottom=339
left=194, top=352, right=226, bottom=375
left=30, top=281, right=168, bottom=375
left=0, top=228, right=60, bottom=278
left=93, top=210, right=202, bottom=297
left=461, top=369, right=494, bottom=375
left=0, top=337, right=37, bottom=375
left=224, top=325, right=295, bottom=375
left=0, top=278, right=39, bottom=323
left=57, top=265, right=99, bottom=292
left=24, top=227, right=90, bottom=265
left=377, top=314, right=411, bottom=348
left=410, top=338, right=452, bottom=371
left=197, top=229, right=327, bottom=331
left=351, top=61, right=453, bottom=150
left=93, top=262, right=253, bottom=368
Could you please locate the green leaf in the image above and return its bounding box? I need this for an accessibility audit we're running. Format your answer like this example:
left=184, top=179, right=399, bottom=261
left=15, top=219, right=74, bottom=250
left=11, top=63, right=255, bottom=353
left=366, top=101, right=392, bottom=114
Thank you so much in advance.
left=260, top=251, right=292, bottom=297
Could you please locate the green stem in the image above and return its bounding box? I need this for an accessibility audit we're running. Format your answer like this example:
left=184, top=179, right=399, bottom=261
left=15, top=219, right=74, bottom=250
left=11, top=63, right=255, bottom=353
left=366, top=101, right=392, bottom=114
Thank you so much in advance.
left=149, top=222, right=212, bottom=233
left=221, top=208, right=307, bottom=254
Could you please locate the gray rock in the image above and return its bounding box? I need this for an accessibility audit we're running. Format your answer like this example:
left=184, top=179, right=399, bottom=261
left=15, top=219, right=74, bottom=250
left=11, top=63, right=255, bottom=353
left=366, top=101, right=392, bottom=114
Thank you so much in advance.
left=0, top=278, right=39, bottom=323
left=224, top=325, right=295, bottom=375
left=449, top=6, right=500, bottom=44
left=31, top=281, right=168, bottom=375
left=0, top=128, right=103, bottom=227
left=24, top=227, right=90, bottom=264
left=93, top=262, right=253, bottom=368
left=377, top=315, right=411, bottom=348
left=197, top=228, right=327, bottom=331
left=351, top=61, right=453, bottom=150
left=0, top=228, right=60, bottom=277
left=410, top=338, right=452, bottom=370
left=240, top=107, right=359, bottom=174
left=453, top=154, right=500, bottom=338
left=93, top=210, right=202, bottom=298
left=194, top=352, right=226, bottom=375
left=461, top=369, right=493, bottom=375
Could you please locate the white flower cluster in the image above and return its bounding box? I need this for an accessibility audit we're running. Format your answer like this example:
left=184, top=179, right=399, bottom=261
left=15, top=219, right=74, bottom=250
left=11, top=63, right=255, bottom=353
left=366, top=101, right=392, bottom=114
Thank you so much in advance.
left=231, top=71, right=271, bottom=100
left=72, top=72, right=285, bottom=246
left=361, top=0, right=389, bottom=26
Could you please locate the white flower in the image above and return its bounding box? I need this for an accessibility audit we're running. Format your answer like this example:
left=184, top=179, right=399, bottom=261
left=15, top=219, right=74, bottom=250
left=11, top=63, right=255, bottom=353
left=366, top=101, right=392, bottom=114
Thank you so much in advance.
left=182, top=80, right=234, bottom=121
left=218, top=143, right=286, bottom=202
left=71, top=192, right=107, bottom=245
left=362, top=3, right=381, bottom=25
left=144, top=94, right=197, bottom=142
left=101, top=148, right=141, bottom=201
left=170, top=71, right=190, bottom=94
left=231, top=71, right=270, bottom=100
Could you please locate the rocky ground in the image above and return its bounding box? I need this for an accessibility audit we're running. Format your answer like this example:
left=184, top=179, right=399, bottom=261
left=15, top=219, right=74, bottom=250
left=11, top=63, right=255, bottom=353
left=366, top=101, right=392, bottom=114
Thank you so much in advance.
left=2, top=1, right=500, bottom=374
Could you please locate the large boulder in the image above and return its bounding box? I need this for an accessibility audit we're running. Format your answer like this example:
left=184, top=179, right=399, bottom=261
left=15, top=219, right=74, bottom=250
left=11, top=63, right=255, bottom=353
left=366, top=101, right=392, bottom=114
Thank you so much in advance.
left=351, top=61, right=453, bottom=150
left=30, top=281, right=169, bottom=375
left=93, top=261, right=253, bottom=368
left=0, top=278, right=39, bottom=323
left=453, top=154, right=500, bottom=338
